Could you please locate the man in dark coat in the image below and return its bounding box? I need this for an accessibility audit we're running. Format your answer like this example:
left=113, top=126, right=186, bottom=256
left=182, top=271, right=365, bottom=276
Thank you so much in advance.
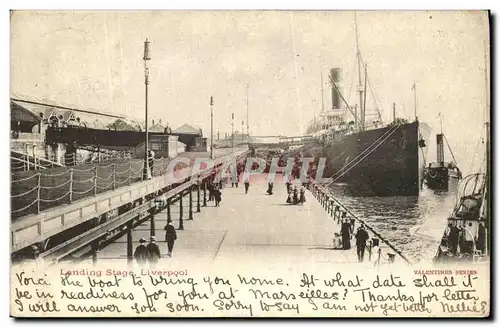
left=164, top=222, right=178, bottom=257
left=134, top=238, right=149, bottom=265
left=146, top=236, right=161, bottom=268
left=213, top=188, right=222, bottom=206
left=244, top=176, right=250, bottom=194
left=355, top=226, right=370, bottom=262
left=340, top=219, right=351, bottom=250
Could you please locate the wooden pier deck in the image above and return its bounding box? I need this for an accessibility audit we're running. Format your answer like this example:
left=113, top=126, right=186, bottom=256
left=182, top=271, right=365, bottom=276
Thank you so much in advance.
left=89, top=176, right=395, bottom=266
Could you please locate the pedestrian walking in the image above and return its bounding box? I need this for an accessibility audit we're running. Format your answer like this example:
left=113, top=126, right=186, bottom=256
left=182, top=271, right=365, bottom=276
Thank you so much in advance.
left=341, top=219, right=351, bottom=250
left=292, top=186, right=299, bottom=205
left=267, top=181, right=274, bottom=195
left=284, top=173, right=291, bottom=193
left=244, top=176, right=250, bottom=194
left=355, top=226, right=370, bottom=262
left=286, top=188, right=292, bottom=204
left=208, top=181, right=214, bottom=201
left=299, top=187, right=306, bottom=204
left=164, top=222, right=177, bottom=257
left=134, top=238, right=149, bottom=265
left=146, top=236, right=161, bottom=268
left=213, top=188, right=222, bottom=206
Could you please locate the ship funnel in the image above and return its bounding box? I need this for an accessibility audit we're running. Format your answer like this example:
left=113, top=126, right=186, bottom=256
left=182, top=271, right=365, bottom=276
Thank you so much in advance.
left=436, top=134, right=445, bottom=163
left=329, top=68, right=342, bottom=110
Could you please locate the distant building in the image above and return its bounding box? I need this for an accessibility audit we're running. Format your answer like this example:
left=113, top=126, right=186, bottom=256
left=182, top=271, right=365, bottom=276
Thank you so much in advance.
left=171, top=124, right=207, bottom=152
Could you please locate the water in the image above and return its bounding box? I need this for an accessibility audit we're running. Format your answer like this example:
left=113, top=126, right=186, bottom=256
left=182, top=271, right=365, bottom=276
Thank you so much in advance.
left=329, top=181, right=459, bottom=263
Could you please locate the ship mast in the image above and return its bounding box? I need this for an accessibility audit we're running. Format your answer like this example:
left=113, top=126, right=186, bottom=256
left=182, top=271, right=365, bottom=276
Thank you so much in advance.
left=355, top=12, right=365, bottom=131
left=483, top=41, right=490, bottom=256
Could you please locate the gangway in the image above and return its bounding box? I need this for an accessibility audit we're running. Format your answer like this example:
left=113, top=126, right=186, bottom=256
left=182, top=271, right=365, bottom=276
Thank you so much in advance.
left=10, top=147, right=249, bottom=254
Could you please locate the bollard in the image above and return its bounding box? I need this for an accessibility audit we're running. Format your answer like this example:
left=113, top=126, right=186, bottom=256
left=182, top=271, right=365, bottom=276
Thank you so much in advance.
left=178, top=192, right=184, bottom=230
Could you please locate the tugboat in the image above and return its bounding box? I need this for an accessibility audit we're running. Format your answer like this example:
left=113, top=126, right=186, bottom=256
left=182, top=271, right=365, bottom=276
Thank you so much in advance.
left=423, top=131, right=462, bottom=191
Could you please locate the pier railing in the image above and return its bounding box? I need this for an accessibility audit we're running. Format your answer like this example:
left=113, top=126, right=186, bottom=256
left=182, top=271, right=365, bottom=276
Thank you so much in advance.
left=10, top=158, right=171, bottom=219
left=309, top=179, right=411, bottom=265
left=11, top=150, right=133, bottom=172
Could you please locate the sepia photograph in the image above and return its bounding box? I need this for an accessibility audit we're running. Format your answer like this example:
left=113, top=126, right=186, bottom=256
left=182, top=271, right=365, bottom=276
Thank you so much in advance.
left=9, top=9, right=491, bottom=318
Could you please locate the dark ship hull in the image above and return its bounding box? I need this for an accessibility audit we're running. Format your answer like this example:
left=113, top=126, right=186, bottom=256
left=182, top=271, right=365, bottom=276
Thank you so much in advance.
left=302, top=121, right=431, bottom=196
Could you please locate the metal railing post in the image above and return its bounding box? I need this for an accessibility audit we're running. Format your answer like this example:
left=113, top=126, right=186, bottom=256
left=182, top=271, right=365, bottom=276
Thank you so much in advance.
left=93, top=166, right=98, bottom=196
left=69, top=168, right=74, bottom=203
left=203, top=180, right=207, bottom=207
left=36, top=173, right=41, bottom=213
left=178, top=192, right=184, bottom=230
left=188, top=186, right=193, bottom=220
left=197, top=182, right=201, bottom=212
left=112, top=163, right=116, bottom=190
left=167, top=197, right=172, bottom=223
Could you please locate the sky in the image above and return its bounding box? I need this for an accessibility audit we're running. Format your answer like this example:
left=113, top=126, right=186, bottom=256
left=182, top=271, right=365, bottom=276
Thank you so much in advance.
left=10, top=10, right=490, bottom=173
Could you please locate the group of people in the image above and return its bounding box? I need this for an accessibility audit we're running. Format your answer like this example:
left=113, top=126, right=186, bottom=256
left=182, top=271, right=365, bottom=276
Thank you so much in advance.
left=134, top=221, right=178, bottom=265
left=285, top=184, right=306, bottom=205
left=332, top=217, right=370, bottom=263
left=439, top=221, right=486, bottom=261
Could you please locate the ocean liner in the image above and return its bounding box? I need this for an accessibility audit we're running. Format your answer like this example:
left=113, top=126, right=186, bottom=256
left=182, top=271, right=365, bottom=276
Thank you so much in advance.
left=301, top=14, right=431, bottom=196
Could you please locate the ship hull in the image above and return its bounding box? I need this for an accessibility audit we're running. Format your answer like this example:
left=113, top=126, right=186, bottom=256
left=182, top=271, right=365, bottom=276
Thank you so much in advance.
left=302, top=121, right=430, bottom=196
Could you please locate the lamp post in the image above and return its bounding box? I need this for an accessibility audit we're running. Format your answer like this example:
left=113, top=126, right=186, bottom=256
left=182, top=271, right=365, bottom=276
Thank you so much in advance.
left=210, top=96, right=214, bottom=160
left=143, top=38, right=151, bottom=180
